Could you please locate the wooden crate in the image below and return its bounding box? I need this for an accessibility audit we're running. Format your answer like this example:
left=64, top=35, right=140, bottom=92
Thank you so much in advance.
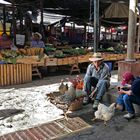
left=135, top=53, right=140, bottom=59
left=109, top=54, right=117, bottom=60
left=57, top=57, right=68, bottom=65
left=57, top=58, right=63, bottom=65
left=17, top=56, right=45, bottom=66
left=78, top=55, right=89, bottom=63
left=17, top=56, right=38, bottom=63
left=45, top=58, right=57, bottom=66
left=68, top=56, right=78, bottom=65
left=0, top=64, right=32, bottom=86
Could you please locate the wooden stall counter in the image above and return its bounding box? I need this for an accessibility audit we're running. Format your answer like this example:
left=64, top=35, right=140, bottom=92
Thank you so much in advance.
left=0, top=63, right=32, bottom=86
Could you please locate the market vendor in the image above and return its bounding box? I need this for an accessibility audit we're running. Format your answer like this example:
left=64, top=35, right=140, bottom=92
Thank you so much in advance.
left=0, top=33, right=13, bottom=49
left=31, top=32, right=45, bottom=48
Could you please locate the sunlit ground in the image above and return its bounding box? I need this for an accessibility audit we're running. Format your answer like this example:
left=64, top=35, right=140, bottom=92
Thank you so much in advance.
left=0, top=70, right=118, bottom=136
left=0, top=83, right=65, bottom=136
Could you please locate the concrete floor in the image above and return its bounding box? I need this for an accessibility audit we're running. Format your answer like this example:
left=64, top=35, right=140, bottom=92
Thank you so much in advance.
left=3, top=70, right=139, bottom=140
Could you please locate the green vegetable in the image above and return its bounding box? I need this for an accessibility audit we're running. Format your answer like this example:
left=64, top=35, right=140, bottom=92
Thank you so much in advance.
left=54, top=54, right=66, bottom=58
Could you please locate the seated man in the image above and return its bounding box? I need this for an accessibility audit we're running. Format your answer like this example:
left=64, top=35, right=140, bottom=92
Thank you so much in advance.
left=31, top=32, right=45, bottom=48
left=83, top=53, right=111, bottom=110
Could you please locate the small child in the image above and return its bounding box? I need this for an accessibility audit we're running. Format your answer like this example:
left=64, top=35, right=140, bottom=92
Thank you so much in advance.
left=116, top=72, right=135, bottom=111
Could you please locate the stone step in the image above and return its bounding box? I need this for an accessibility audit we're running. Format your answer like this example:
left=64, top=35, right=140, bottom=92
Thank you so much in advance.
left=103, top=85, right=118, bottom=104
left=103, top=85, right=140, bottom=115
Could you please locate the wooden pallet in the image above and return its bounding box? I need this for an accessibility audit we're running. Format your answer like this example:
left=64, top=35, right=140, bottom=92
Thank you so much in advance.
left=0, top=64, right=32, bottom=86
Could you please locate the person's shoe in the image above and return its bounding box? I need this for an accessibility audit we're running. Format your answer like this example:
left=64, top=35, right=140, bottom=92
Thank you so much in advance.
left=123, top=113, right=135, bottom=119
left=83, top=96, right=90, bottom=105
left=92, top=100, right=99, bottom=111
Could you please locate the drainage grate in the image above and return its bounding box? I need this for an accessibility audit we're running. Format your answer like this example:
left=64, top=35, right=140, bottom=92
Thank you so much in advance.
left=0, top=117, right=90, bottom=140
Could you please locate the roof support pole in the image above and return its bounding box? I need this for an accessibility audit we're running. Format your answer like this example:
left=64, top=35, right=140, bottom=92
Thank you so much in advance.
left=12, top=0, right=16, bottom=44
left=94, top=0, right=99, bottom=53
left=40, top=0, right=43, bottom=25
left=3, top=5, right=6, bottom=34
left=84, top=24, right=86, bottom=45
left=126, top=0, right=137, bottom=61
left=137, top=16, right=140, bottom=52
left=40, top=0, right=45, bottom=41
left=19, top=5, right=23, bottom=32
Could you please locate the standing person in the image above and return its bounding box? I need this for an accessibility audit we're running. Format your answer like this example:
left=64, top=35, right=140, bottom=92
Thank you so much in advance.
left=83, top=53, right=111, bottom=110
left=31, top=32, right=45, bottom=48
left=0, top=33, right=12, bottom=49
left=116, top=72, right=140, bottom=119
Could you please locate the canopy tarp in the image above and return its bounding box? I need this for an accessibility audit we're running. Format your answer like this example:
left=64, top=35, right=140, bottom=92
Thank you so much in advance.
left=103, top=2, right=129, bottom=18
left=0, top=0, right=11, bottom=5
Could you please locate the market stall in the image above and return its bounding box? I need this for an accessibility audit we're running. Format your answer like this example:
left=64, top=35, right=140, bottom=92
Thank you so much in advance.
left=1, top=44, right=140, bottom=86
left=0, top=63, right=32, bottom=86
left=0, top=48, right=45, bottom=86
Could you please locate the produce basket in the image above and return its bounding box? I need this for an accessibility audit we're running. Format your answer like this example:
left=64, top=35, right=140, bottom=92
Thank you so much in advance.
left=68, top=97, right=83, bottom=111
left=47, top=91, right=83, bottom=112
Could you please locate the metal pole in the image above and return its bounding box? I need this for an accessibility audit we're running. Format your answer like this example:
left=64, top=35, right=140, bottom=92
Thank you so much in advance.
left=19, top=5, right=23, bottom=32
left=40, top=0, right=45, bottom=41
left=40, top=0, right=43, bottom=25
left=94, top=0, right=99, bottom=53
left=126, top=0, right=137, bottom=61
left=89, top=0, right=93, bottom=22
left=89, top=0, right=94, bottom=50
left=137, top=16, right=140, bottom=52
left=84, top=24, right=86, bottom=45
left=3, top=6, right=6, bottom=34
left=12, top=0, right=16, bottom=44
